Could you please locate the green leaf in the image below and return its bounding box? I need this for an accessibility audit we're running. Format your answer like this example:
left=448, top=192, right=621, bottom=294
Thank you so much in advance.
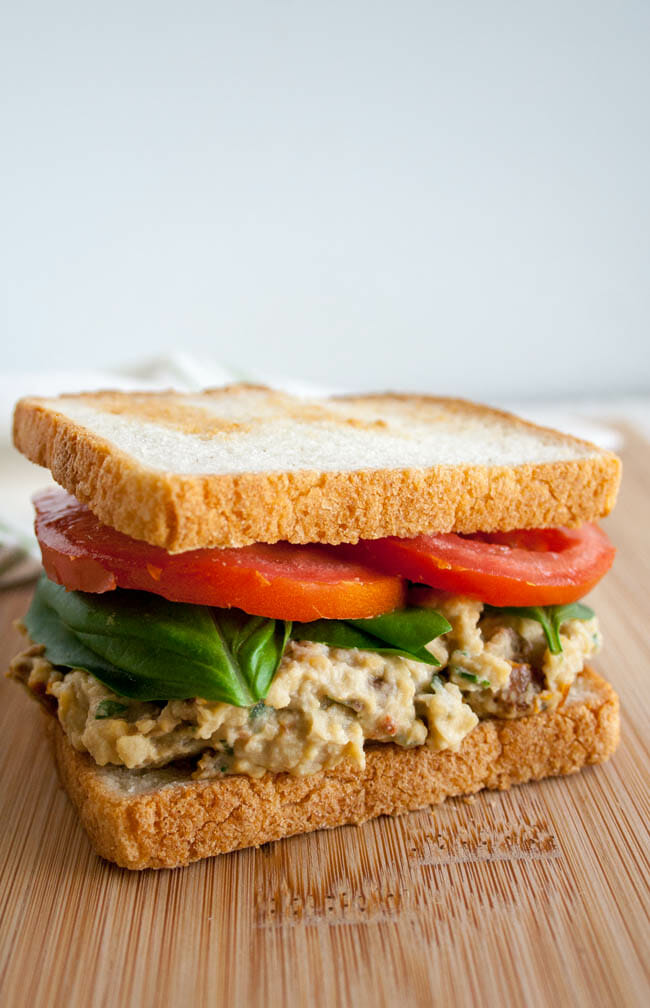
left=25, top=575, right=290, bottom=706
left=548, top=603, right=595, bottom=654
left=25, top=579, right=143, bottom=694
left=293, top=607, right=451, bottom=666
left=291, top=620, right=380, bottom=651
left=350, top=608, right=451, bottom=662
left=95, top=699, right=129, bottom=720
left=211, top=609, right=292, bottom=701
left=549, top=602, right=594, bottom=629
left=517, top=606, right=560, bottom=653
left=485, top=602, right=595, bottom=654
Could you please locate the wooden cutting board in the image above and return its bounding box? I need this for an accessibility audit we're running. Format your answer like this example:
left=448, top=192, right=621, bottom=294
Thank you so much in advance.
left=1, top=428, right=648, bottom=1008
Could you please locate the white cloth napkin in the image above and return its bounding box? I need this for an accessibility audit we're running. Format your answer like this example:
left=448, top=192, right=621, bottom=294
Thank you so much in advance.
left=0, top=353, right=631, bottom=588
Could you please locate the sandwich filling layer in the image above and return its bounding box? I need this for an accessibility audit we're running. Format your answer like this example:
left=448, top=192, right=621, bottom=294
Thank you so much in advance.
left=11, top=597, right=601, bottom=778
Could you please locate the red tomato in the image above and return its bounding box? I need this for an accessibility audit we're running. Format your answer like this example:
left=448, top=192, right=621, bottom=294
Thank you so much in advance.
left=33, top=488, right=405, bottom=621
left=338, top=525, right=615, bottom=606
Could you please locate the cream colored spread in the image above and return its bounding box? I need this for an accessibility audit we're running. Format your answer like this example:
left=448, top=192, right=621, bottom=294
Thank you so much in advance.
left=427, top=595, right=601, bottom=715
left=10, top=597, right=601, bottom=779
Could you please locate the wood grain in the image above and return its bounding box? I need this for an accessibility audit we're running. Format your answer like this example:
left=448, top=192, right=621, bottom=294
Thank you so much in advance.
left=1, top=428, right=649, bottom=1008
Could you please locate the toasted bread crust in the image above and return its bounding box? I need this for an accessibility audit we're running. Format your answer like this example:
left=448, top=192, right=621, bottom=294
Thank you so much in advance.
left=13, top=388, right=621, bottom=550
left=48, top=668, right=619, bottom=870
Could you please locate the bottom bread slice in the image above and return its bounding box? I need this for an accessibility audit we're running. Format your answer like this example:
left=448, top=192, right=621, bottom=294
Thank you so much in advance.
left=49, top=667, right=619, bottom=870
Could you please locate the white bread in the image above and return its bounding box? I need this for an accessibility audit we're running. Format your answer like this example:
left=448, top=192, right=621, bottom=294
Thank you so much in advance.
left=48, top=667, right=618, bottom=870
left=13, top=385, right=621, bottom=551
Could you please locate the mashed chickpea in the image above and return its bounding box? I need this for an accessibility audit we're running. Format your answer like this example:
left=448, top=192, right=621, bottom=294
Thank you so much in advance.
left=10, top=598, right=601, bottom=779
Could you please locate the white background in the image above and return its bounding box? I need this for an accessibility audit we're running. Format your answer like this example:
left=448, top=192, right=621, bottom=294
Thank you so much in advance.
left=2, top=1, right=649, bottom=400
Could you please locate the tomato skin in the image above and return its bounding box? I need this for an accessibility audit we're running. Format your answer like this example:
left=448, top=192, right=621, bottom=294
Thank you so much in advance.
left=33, top=488, right=615, bottom=617
left=339, top=525, right=615, bottom=606
left=33, top=489, right=406, bottom=621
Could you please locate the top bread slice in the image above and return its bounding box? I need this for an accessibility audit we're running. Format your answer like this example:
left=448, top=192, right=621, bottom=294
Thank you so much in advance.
left=13, top=385, right=621, bottom=552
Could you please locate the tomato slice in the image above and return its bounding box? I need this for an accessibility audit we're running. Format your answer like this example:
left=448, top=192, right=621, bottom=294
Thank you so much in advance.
left=338, top=525, right=615, bottom=606
left=33, top=488, right=405, bottom=621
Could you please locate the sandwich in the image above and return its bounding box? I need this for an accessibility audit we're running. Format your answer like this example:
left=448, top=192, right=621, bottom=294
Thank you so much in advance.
left=9, top=385, right=622, bottom=869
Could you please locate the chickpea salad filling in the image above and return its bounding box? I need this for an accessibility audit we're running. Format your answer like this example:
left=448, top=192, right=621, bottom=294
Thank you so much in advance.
left=11, top=581, right=601, bottom=779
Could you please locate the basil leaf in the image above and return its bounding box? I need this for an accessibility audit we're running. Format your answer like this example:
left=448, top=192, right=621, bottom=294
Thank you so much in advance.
left=353, top=608, right=451, bottom=660
left=548, top=603, right=595, bottom=653
left=25, top=575, right=290, bottom=706
left=485, top=602, right=595, bottom=655
left=95, top=699, right=129, bottom=720
left=293, top=607, right=451, bottom=666
left=291, top=619, right=386, bottom=652
left=516, top=606, right=560, bottom=653
left=213, top=609, right=292, bottom=700
left=25, top=578, right=142, bottom=694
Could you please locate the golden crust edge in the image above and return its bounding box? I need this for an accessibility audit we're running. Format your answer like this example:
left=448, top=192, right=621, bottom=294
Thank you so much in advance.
left=48, top=667, right=619, bottom=870
left=13, top=392, right=622, bottom=550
